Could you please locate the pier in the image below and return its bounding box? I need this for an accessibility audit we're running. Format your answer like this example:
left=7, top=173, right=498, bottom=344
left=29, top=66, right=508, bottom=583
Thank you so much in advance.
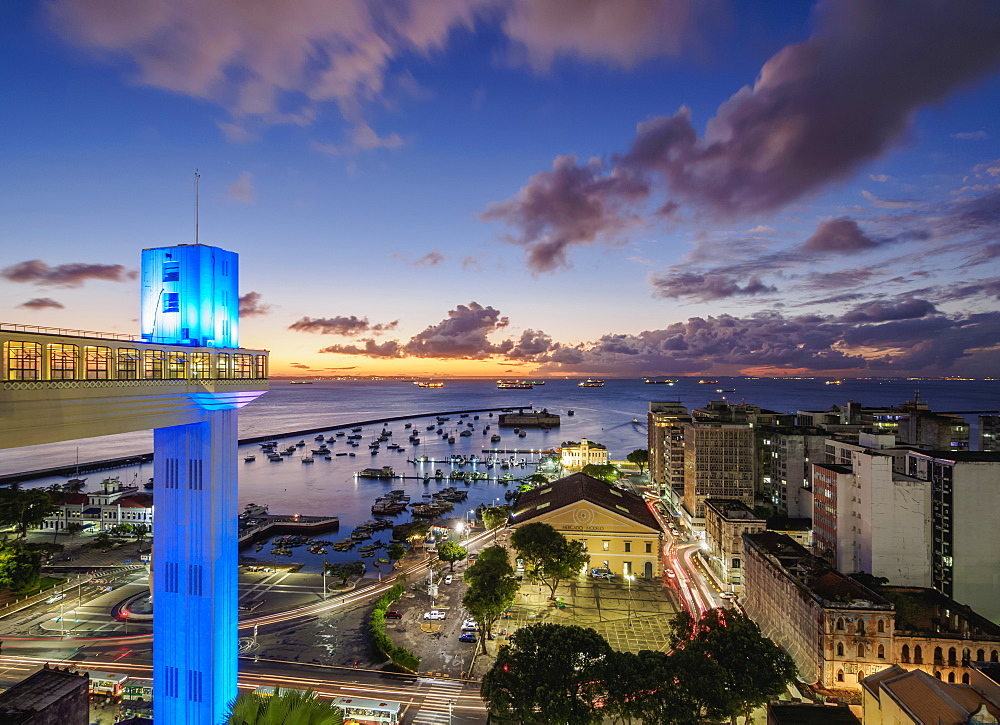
left=237, top=514, right=340, bottom=547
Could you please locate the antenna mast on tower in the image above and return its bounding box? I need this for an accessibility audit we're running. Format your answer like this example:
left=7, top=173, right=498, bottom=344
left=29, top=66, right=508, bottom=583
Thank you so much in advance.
left=195, top=169, right=201, bottom=244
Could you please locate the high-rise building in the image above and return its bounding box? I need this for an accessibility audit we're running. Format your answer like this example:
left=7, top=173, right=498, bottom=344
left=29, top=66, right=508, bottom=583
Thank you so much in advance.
left=682, top=421, right=756, bottom=522
left=980, top=414, right=1000, bottom=452
left=647, top=401, right=689, bottom=499
left=763, top=426, right=828, bottom=517
left=905, top=450, right=1000, bottom=621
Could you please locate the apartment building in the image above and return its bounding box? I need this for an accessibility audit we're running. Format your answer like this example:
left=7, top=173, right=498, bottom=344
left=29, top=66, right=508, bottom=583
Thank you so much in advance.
left=647, top=401, right=690, bottom=499
left=682, top=421, right=756, bottom=523
left=704, top=498, right=765, bottom=593
left=905, top=450, right=1000, bottom=622
left=764, top=426, right=828, bottom=517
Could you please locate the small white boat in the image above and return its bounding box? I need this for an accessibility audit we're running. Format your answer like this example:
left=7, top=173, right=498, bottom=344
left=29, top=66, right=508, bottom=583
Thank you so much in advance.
left=301, top=455, right=314, bottom=463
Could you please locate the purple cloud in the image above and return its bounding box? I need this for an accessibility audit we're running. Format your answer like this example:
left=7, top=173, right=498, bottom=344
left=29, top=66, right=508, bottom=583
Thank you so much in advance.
left=238, top=291, right=273, bottom=317
left=481, top=156, right=650, bottom=272
left=841, top=298, right=938, bottom=323
left=1, top=260, right=137, bottom=288
left=318, top=339, right=403, bottom=358
left=413, top=250, right=445, bottom=266
left=650, top=271, right=777, bottom=301
left=17, top=297, right=64, bottom=310
left=802, top=218, right=879, bottom=254
left=289, top=316, right=399, bottom=336
left=487, top=0, right=1000, bottom=269
left=403, top=302, right=509, bottom=358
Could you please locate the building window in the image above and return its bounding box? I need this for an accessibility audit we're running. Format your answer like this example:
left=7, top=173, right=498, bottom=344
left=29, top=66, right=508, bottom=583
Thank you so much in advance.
left=578, top=540, right=587, bottom=551
left=217, top=353, right=232, bottom=379
left=877, top=644, right=885, bottom=659
left=645, top=542, right=652, bottom=553
left=624, top=542, right=631, bottom=553
left=4, top=341, right=42, bottom=380
left=915, top=646, right=923, bottom=664
left=163, top=292, right=180, bottom=313
left=837, top=670, right=844, bottom=682
left=836, top=618, right=844, bottom=631
left=163, top=262, right=179, bottom=282
left=234, top=354, right=253, bottom=379
left=977, top=649, right=985, bottom=662
left=143, top=350, right=165, bottom=379
left=189, top=352, right=211, bottom=379
left=857, top=620, right=865, bottom=636
left=85, top=346, right=112, bottom=379
left=167, top=352, right=187, bottom=379
left=877, top=619, right=884, bottom=633
left=962, top=673, right=970, bottom=684
left=624, top=562, right=632, bottom=576
left=732, top=558, right=741, bottom=569
left=49, top=344, right=79, bottom=380
left=902, top=645, right=910, bottom=663
left=947, top=672, right=955, bottom=683
left=603, top=540, right=610, bottom=552
left=254, top=355, right=267, bottom=379
left=116, top=348, right=140, bottom=379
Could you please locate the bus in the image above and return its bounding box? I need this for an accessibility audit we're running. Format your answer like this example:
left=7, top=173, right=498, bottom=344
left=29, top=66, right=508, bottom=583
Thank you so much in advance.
left=88, top=671, right=129, bottom=700
left=332, top=696, right=402, bottom=724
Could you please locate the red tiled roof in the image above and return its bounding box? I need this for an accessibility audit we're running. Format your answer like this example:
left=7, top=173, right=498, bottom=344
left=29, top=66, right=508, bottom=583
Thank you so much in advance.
left=115, top=496, right=152, bottom=509
left=513, top=472, right=660, bottom=531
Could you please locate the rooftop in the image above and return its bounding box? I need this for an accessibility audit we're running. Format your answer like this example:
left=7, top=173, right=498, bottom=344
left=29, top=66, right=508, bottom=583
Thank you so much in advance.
left=768, top=703, right=861, bottom=724
left=0, top=665, right=89, bottom=715
left=743, top=531, right=893, bottom=610
left=704, top=498, right=763, bottom=522
left=513, top=472, right=660, bottom=531
left=862, top=665, right=1000, bottom=724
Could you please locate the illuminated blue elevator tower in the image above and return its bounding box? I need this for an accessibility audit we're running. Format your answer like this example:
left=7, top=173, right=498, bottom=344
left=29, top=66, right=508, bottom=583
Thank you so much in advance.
left=142, top=244, right=263, bottom=723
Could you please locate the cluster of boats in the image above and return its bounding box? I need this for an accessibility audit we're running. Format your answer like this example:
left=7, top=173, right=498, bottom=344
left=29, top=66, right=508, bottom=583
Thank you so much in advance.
left=251, top=434, right=358, bottom=463
left=259, top=535, right=334, bottom=557
left=372, top=490, right=410, bottom=514
left=410, top=487, right=468, bottom=518
left=332, top=519, right=395, bottom=554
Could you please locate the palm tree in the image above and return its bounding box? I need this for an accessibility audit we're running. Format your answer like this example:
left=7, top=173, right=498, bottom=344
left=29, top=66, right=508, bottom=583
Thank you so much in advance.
left=226, top=689, right=344, bottom=724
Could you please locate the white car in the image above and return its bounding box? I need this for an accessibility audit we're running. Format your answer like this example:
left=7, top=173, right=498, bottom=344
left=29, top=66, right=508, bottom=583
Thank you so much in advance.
left=423, top=610, right=446, bottom=620
left=720, top=592, right=737, bottom=599
left=444, top=574, right=453, bottom=585
left=461, top=618, right=478, bottom=631
left=46, top=593, right=66, bottom=604
left=665, top=568, right=676, bottom=578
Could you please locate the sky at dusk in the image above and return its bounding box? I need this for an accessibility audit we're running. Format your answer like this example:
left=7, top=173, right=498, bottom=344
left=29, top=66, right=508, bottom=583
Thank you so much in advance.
left=1, top=0, right=999, bottom=378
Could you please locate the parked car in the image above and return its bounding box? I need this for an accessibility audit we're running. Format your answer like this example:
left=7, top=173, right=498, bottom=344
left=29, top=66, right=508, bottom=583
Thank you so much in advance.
left=423, top=610, right=446, bottom=620
left=444, top=574, right=453, bottom=585
left=462, top=618, right=478, bottom=631
left=590, top=568, right=614, bottom=580
left=385, top=610, right=403, bottom=618
left=720, top=592, right=736, bottom=599
left=459, top=632, right=477, bottom=643
left=468, top=553, right=478, bottom=560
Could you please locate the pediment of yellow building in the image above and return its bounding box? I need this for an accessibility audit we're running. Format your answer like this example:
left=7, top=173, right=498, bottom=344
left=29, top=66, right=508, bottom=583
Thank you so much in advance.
left=523, top=500, right=659, bottom=535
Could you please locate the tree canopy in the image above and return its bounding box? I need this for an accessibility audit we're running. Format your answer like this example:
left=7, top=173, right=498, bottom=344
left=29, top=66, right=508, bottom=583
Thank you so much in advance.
left=0, top=543, right=42, bottom=594
left=463, top=545, right=518, bottom=654
left=436, top=540, right=467, bottom=571
left=0, top=487, right=58, bottom=538
left=480, top=505, right=512, bottom=533
left=580, top=463, right=620, bottom=483
left=481, top=623, right=612, bottom=725
left=226, top=688, right=343, bottom=725
left=324, top=560, right=365, bottom=586
left=511, top=522, right=588, bottom=599
left=626, top=448, right=649, bottom=474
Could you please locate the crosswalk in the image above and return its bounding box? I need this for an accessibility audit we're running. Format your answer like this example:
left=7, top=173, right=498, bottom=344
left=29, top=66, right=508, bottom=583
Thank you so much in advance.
left=410, top=677, right=467, bottom=724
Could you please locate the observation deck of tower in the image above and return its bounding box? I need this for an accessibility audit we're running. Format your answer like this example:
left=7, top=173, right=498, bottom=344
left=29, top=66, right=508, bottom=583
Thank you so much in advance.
left=0, top=243, right=269, bottom=724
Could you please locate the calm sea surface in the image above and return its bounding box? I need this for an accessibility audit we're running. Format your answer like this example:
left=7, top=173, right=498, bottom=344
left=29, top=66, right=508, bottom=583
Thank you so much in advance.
left=4, top=378, right=998, bottom=572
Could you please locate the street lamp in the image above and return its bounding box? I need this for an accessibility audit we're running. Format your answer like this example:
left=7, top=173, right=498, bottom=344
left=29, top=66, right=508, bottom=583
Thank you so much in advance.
left=625, top=573, right=634, bottom=627
left=322, top=565, right=327, bottom=599
left=449, top=699, right=455, bottom=724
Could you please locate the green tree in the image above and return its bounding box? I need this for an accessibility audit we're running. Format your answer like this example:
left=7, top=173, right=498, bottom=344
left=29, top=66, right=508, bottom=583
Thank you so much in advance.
left=226, top=688, right=343, bottom=724
left=93, top=531, right=114, bottom=551
left=386, top=543, right=406, bottom=565
left=108, top=523, right=132, bottom=539
left=481, top=623, right=611, bottom=725
left=0, top=544, right=42, bottom=593
left=132, top=523, right=150, bottom=552
left=436, top=540, right=467, bottom=572
left=511, top=522, right=588, bottom=599
left=626, top=448, right=649, bottom=474
left=324, top=560, right=365, bottom=586
left=463, top=545, right=518, bottom=654
left=580, top=463, right=620, bottom=483
left=0, top=488, right=58, bottom=539
left=665, top=609, right=696, bottom=649
left=65, top=521, right=84, bottom=538
left=481, top=505, right=511, bottom=539
left=391, top=520, right=430, bottom=544
left=689, top=609, right=797, bottom=724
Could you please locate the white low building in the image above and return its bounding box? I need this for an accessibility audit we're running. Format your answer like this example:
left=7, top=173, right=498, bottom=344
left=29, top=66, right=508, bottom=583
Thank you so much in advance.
left=42, top=477, right=154, bottom=533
